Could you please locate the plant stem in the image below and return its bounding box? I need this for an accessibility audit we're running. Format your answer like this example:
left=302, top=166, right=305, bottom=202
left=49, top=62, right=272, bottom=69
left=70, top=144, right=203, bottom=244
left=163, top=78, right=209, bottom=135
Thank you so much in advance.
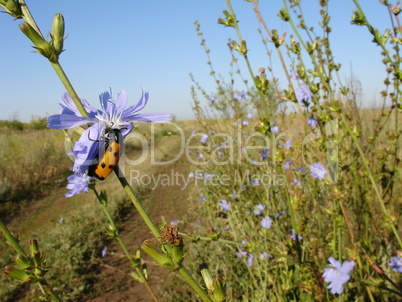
left=113, top=167, right=212, bottom=301
left=92, top=188, right=159, bottom=302
left=50, top=61, right=89, bottom=118
left=115, top=166, right=161, bottom=238
left=39, top=279, right=63, bottom=302
left=177, top=266, right=213, bottom=302
left=0, top=218, right=27, bottom=256
left=0, top=218, right=63, bottom=302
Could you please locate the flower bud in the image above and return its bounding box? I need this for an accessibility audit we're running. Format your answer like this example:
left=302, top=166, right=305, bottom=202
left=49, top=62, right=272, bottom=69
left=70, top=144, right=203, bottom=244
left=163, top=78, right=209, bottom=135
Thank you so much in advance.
left=201, top=268, right=214, bottom=292
left=3, top=266, right=32, bottom=283
left=141, top=240, right=178, bottom=271
left=51, top=13, right=65, bottom=55
left=28, top=238, right=40, bottom=257
left=212, top=278, right=226, bottom=302
left=19, top=23, right=58, bottom=62
left=15, top=254, right=33, bottom=269
left=0, top=0, right=23, bottom=19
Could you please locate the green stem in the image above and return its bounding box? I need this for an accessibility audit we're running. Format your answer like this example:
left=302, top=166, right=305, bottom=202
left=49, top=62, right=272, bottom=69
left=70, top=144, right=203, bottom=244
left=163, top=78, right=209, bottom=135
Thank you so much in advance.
left=0, top=219, right=63, bottom=302
left=177, top=266, right=213, bottom=302
left=17, top=0, right=88, bottom=118
left=39, top=279, right=63, bottom=302
left=50, top=61, right=89, bottom=118
left=113, top=168, right=212, bottom=301
left=114, top=166, right=161, bottom=238
left=224, top=0, right=271, bottom=119
left=0, top=218, right=27, bottom=256
left=92, top=188, right=159, bottom=302
left=180, top=232, right=245, bottom=246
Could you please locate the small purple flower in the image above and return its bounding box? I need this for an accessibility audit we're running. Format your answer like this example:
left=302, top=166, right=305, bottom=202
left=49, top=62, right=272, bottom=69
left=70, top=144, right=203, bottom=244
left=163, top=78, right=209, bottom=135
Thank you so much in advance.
left=292, top=178, right=301, bottom=187
left=261, top=216, right=273, bottom=229
left=308, top=117, right=318, bottom=127
left=219, top=199, right=230, bottom=211
left=65, top=173, right=91, bottom=198
left=242, top=120, right=249, bottom=126
left=261, top=149, right=269, bottom=160
left=247, top=253, right=254, bottom=266
left=271, top=126, right=279, bottom=133
left=236, top=250, right=248, bottom=258
left=200, top=133, right=209, bottom=144
left=323, top=257, right=355, bottom=294
left=283, top=159, right=292, bottom=170
left=290, top=229, right=302, bottom=241
left=296, top=82, right=313, bottom=104
left=170, top=220, right=179, bottom=225
left=209, top=97, right=215, bottom=103
left=389, top=255, right=402, bottom=272
left=199, top=195, right=207, bottom=202
left=310, top=162, right=327, bottom=180
left=247, top=113, right=253, bottom=119
left=275, top=211, right=286, bottom=218
left=59, top=217, right=64, bottom=224
left=284, top=139, right=292, bottom=149
left=233, top=91, right=246, bottom=101
left=254, top=204, right=266, bottom=215
left=259, top=252, right=271, bottom=260
left=251, top=179, right=260, bottom=186
left=101, top=246, right=108, bottom=258
left=294, top=167, right=306, bottom=173
left=232, top=191, right=238, bottom=200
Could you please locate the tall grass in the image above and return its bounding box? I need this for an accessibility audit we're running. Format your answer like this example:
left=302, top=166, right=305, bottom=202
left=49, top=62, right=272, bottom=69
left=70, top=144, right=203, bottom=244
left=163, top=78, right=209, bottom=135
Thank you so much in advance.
left=0, top=130, right=71, bottom=219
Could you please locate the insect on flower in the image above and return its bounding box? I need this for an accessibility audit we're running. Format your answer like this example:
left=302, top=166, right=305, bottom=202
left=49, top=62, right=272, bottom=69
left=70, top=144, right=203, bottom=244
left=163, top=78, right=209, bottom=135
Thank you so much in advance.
left=88, top=127, right=124, bottom=180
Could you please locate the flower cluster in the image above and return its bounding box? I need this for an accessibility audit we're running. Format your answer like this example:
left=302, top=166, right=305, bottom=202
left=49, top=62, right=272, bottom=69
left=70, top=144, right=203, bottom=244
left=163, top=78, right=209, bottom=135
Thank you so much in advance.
left=48, top=90, right=171, bottom=197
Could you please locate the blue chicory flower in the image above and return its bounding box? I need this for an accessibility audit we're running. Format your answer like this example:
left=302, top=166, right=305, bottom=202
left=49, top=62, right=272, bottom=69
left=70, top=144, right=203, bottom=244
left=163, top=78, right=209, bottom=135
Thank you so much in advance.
left=283, top=158, right=292, bottom=170
left=200, top=133, right=209, bottom=144
left=296, top=82, right=313, bottom=104
left=236, top=250, right=248, bottom=258
left=65, top=173, right=91, bottom=198
left=219, top=199, right=230, bottom=211
left=284, top=139, right=292, bottom=149
left=261, top=216, right=273, bottom=229
left=323, top=257, right=355, bottom=294
left=271, top=126, right=279, bottom=133
left=275, top=211, right=286, bottom=218
left=310, top=162, right=327, bottom=180
left=389, top=255, right=402, bottom=272
left=49, top=90, right=170, bottom=174
left=292, top=178, right=302, bottom=187
left=254, top=204, right=266, bottom=215
left=308, top=117, right=318, bottom=127
left=233, top=91, right=246, bottom=101
left=259, top=252, right=271, bottom=260
left=290, top=229, right=302, bottom=241
left=48, top=89, right=171, bottom=197
left=101, top=246, right=108, bottom=258
left=247, top=253, right=254, bottom=266
left=261, top=149, right=269, bottom=160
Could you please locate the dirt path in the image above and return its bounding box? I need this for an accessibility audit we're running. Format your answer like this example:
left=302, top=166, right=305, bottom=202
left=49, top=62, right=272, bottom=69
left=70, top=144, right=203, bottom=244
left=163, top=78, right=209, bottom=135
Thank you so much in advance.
left=88, top=134, right=198, bottom=302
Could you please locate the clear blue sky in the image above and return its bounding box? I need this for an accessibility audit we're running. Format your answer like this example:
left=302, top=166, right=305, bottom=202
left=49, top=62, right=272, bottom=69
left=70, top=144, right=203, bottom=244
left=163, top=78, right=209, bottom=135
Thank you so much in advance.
left=0, top=1, right=390, bottom=122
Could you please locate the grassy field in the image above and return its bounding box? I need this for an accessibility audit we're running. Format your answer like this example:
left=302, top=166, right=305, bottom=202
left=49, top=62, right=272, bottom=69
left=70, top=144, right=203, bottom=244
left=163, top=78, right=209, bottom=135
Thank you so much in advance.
left=1, top=108, right=401, bottom=301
